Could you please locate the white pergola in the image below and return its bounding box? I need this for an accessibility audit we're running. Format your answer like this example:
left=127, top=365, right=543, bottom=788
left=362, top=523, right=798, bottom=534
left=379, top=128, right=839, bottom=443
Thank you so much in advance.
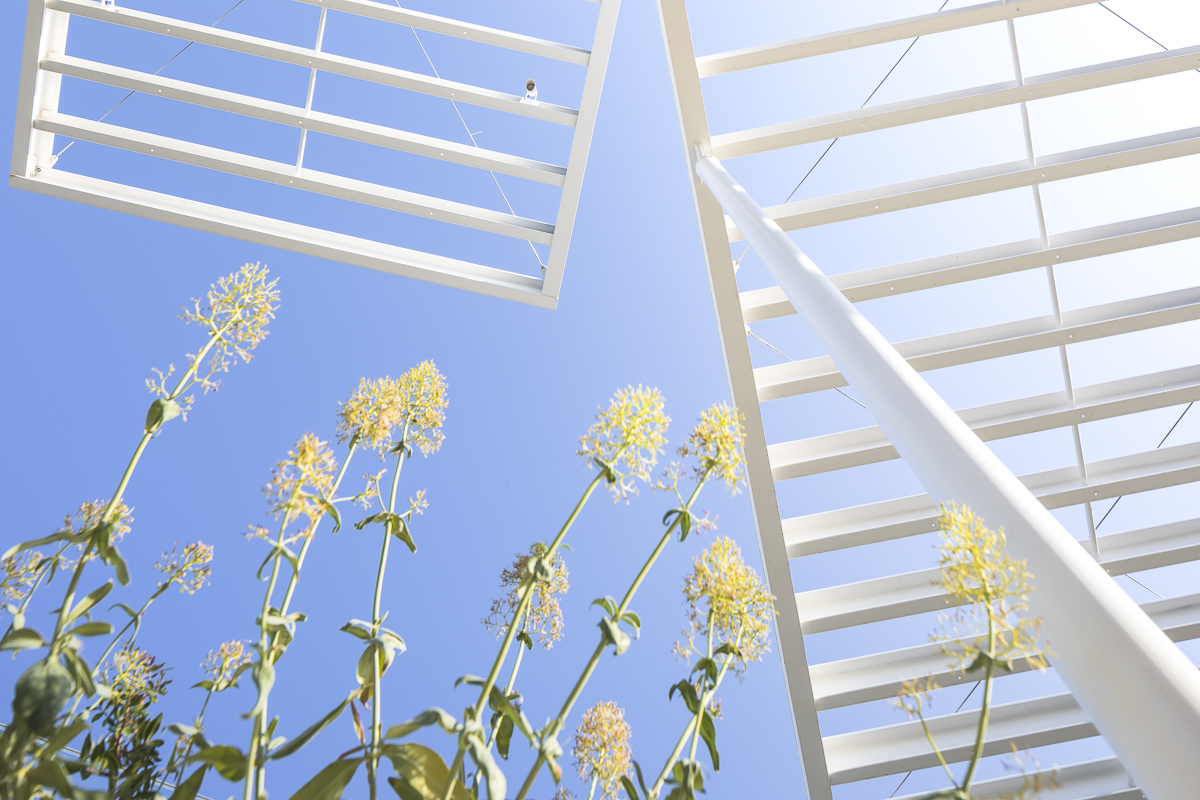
left=11, top=0, right=620, bottom=307
left=658, top=1, right=1200, bottom=799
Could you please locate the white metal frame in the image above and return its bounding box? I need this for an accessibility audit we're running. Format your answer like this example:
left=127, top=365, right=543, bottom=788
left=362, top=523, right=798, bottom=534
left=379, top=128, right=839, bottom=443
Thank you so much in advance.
left=658, top=0, right=1200, bottom=798
left=10, top=0, right=621, bottom=307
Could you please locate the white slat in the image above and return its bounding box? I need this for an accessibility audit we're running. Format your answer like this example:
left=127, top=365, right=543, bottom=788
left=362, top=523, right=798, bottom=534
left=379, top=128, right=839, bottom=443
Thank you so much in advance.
left=755, top=286, right=1200, bottom=401
left=696, top=0, right=1102, bottom=76
left=294, top=0, right=592, bottom=65
left=712, top=44, right=1200, bottom=158
left=769, top=365, right=1200, bottom=480
left=891, top=756, right=1139, bottom=800
left=47, top=0, right=580, bottom=126
left=784, top=440, right=1200, bottom=556
left=35, top=112, right=556, bottom=243
left=42, top=54, right=568, bottom=186
left=741, top=206, right=1200, bottom=319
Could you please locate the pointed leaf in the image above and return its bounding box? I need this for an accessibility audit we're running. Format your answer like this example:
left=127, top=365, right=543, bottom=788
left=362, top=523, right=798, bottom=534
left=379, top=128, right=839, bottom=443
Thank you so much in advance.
left=0, top=627, right=46, bottom=652
left=495, top=715, right=514, bottom=760
left=320, top=499, right=342, bottom=533
left=285, top=758, right=363, bottom=800
left=467, top=735, right=506, bottom=800
left=27, top=758, right=75, bottom=797
left=146, top=397, right=182, bottom=434
left=390, top=518, right=417, bottom=553
left=42, top=719, right=90, bottom=758
left=699, top=710, right=719, bottom=771
left=669, top=680, right=701, bottom=714
left=168, top=765, right=209, bottom=800
left=269, top=694, right=353, bottom=760
left=71, top=621, right=113, bottom=638
left=384, top=743, right=469, bottom=800
left=66, top=581, right=113, bottom=623
left=241, top=661, right=275, bottom=720
left=384, top=708, right=460, bottom=740
left=188, top=745, right=248, bottom=782
left=340, top=622, right=371, bottom=641
left=598, top=618, right=631, bottom=656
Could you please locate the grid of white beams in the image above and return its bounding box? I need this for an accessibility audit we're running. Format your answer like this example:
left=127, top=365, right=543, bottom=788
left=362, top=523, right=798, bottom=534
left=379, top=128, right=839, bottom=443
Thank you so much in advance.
left=11, top=0, right=620, bottom=307
left=659, top=1, right=1200, bottom=798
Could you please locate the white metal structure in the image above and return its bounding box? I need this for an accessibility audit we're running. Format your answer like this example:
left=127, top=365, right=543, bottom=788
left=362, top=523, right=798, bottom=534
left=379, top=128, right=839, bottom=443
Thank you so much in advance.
left=659, top=1, right=1200, bottom=798
left=11, top=0, right=620, bottom=307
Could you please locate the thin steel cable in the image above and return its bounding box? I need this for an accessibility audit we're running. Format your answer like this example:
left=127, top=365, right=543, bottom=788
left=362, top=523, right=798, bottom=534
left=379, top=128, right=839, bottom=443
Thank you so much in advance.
left=53, top=0, right=248, bottom=160
left=1098, top=2, right=1200, bottom=73
left=745, top=327, right=868, bottom=410
left=887, top=680, right=981, bottom=798
left=1095, top=402, right=1193, bottom=530
left=397, top=5, right=545, bottom=269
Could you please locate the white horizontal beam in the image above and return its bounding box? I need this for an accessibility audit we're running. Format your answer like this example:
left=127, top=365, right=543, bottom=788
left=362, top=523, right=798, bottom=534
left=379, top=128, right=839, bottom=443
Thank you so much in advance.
left=711, top=43, right=1200, bottom=158
left=11, top=170, right=555, bottom=308
left=741, top=205, right=1200, bottom=320
left=894, top=756, right=1138, bottom=800
left=728, top=125, right=1200, bottom=239
left=696, top=0, right=1101, bottom=76
left=769, top=365, right=1200, bottom=479
left=35, top=112, right=554, bottom=244
left=798, top=513, right=1200, bottom=633
left=42, top=54, right=567, bottom=186
left=294, top=0, right=591, bottom=65
left=755, top=285, right=1200, bottom=400
left=811, top=589, right=1200, bottom=710
left=47, top=0, right=580, bottom=126
left=823, top=692, right=1094, bottom=784
left=784, top=440, right=1200, bottom=557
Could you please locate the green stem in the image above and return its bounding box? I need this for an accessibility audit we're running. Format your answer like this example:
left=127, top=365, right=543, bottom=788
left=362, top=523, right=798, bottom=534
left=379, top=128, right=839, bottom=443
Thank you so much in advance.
left=960, top=596, right=998, bottom=792
left=485, top=612, right=529, bottom=753
left=588, top=774, right=598, bottom=800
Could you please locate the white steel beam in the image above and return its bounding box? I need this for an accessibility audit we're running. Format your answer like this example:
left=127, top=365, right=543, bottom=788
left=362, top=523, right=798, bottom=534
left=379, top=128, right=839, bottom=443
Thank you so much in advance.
left=784, top=439, right=1200, bottom=557
left=727, top=126, right=1200, bottom=239
left=542, top=0, right=622, bottom=298
left=695, top=152, right=1200, bottom=800
left=47, top=0, right=581, bottom=126
left=293, top=0, right=591, bottom=65
left=11, top=170, right=555, bottom=308
left=696, top=0, right=1102, bottom=76
left=41, top=54, right=569, bottom=186
left=655, top=0, right=833, bottom=796
left=711, top=44, right=1200, bottom=159
left=741, top=205, right=1200, bottom=319
left=769, top=365, right=1200, bottom=479
left=755, top=285, right=1200, bottom=401
left=812, top=590, right=1200, bottom=710
left=34, top=111, right=555, bottom=244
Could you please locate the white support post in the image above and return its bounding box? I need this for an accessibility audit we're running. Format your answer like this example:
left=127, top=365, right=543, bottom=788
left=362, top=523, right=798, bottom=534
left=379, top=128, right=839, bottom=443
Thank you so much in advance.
left=295, top=6, right=328, bottom=172
left=694, top=152, right=1200, bottom=800
left=11, top=0, right=69, bottom=180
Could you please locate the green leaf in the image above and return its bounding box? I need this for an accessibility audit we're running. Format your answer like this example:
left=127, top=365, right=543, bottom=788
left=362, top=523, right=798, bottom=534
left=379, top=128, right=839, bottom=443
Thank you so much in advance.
left=598, top=617, right=631, bottom=656
left=191, top=680, right=215, bottom=691
left=97, top=537, right=130, bottom=586
left=713, top=642, right=741, bottom=659
left=2, top=531, right=86, bottom=561
left=699, top=710, right=719, bottom=771
left=384, top=743, right=469, bottom=800
left=590, top=596, right=618, bottom=618
left=14, top=658, right=75, bottom=735
left=690, top=658, right=717, bottom=684
left=60, top=650, right=97, bottom=698
left=72, top=621, right=114, bottom=638
left=669, top=680, right=701, bottom=715
left=340, top=622, right=371, bottom=640
left=269, top=693, right=354, bottom=760
left=145, top=397, right=182, bottom=434
left=515, top=631, right=533, bottom=651
left=66, top=581, right=113, bottom=623
left=319, top=499, right=342, bottom=533
left=390, top=517, right=417, bottom=554
left=621, top=776, right=642, bottom=800
left=285, top=758, right=363, bottom=800
left=168, top=723, right=201, bottom=737
left=384, top=708, right=460, bottom=740
left=168, top=765, right=209, bottom=800
left=42, top=719, right=90, bottom=758
left=466, top=734, right=506, bottom=800
left=188, top=745, right=248, bottom=782
left=241, top=661, right=275, bottom=720
left=0, top=627, right=46, bottom=652
left=621, top=610, right=642, bottom=635
left=27, top=758, right=75, bottom=796
left=495, top=715, right=514, bottom=760
left=354, top=512, right=388, bottom=531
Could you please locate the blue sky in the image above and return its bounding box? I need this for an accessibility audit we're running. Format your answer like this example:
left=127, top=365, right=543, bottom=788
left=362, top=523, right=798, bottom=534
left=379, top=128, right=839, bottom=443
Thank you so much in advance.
left=3, top=1, right=1200, bottom=799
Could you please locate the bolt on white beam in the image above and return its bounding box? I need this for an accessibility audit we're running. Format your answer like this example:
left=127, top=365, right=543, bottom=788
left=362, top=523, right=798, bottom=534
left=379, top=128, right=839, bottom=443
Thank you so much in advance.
left=695, top=151, right=1200, bottom=800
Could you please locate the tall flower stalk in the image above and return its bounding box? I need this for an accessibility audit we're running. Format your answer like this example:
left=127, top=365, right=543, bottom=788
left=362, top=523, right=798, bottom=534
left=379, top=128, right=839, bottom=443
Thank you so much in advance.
left=512, top=403, right=746, bottom=800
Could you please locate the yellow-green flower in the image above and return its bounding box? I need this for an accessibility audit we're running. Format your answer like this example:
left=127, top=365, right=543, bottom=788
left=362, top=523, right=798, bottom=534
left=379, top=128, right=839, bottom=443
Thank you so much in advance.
left=337, top=362, right=449, bottom=458
left=175, top=262, right=280, bottom=393
left=201, top=640, right=253, bottom=692
left=571, top=701, right=632, bottom=800
left=483, top=544, right=570, bottom=648
left=264, top=433, right=338, bottom=535
left=680, top=537, right=774, bottom=674
left=577, top=385, right=670, bottom=502
left=154, top=541, right=214, bottom=595
left=58, top=500, right=133, bottom=569
left=105, top=643, right=170, bottom=706
left=2, top=551, right=45, bottom=605
left=677, top=402, right=746, bottom=492
left=934, top=503, right=1049, bottom=675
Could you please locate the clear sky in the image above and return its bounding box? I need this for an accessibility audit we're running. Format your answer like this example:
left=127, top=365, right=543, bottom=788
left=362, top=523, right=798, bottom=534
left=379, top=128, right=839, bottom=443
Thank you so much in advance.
left=2, top=1, right=1199, bottom=800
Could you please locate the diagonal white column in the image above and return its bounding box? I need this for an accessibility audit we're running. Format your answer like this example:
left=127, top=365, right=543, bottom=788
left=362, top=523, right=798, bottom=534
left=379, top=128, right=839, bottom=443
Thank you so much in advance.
left=695, top=152, right=1200, bottom=800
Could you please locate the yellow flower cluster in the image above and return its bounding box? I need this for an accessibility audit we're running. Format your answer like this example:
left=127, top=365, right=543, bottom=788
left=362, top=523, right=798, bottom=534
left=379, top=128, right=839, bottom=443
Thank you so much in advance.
left=201, top=640, right=253, bottom=692
left=680, top=537, right=774, bottom=674
left=58, top=500, right=133, bottom=568
left=154, top=541, right=214, bottom=595
left=1, top=551, right=44, bottom=604
left=337, top=362, right=449, bottom=458
left=934, top=503, right=1049, bottom=676
left=483, top=544, right=570, bottom=648
left=571, top=701, right=632, bottom=800
left=677, top=402, right=747, bottom=492
left=577, top=385, right=670, bottom=502
left=265, top=434, right=338, bottom=534
left=106, top=643, right=169, bottom=706
left=177, top=263, right=280, bottom=391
